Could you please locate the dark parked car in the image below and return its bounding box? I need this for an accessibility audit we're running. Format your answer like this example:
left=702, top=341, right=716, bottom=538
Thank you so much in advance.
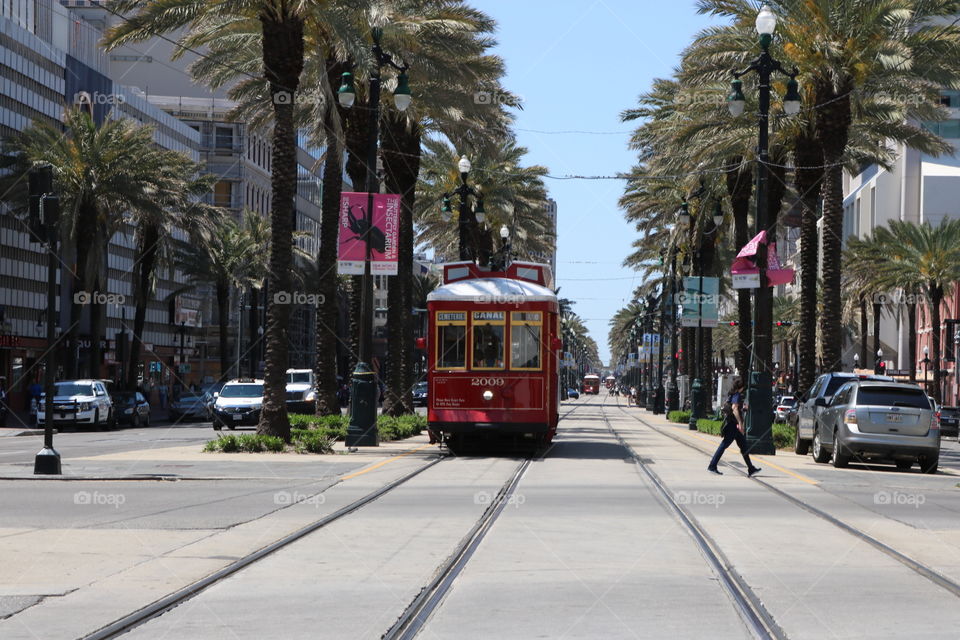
left=567, top=388, right=580, bottom=400
left=813, top=380, right=940, bottom=473
left=412, top=381, right=428, bottom=407
left=794, top=372, right=892, bottom=455
left=938, top=406, right=960, bottom=438
left=111, top=391, right=150, bottom=428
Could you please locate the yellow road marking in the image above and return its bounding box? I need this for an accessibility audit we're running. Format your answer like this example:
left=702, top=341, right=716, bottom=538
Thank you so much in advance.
left=340, top=444, right=435, bottom=480
left=678, top=429, right=819, bottom=485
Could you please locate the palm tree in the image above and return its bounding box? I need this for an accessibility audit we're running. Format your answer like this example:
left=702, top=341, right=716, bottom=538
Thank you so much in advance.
left=855, top=220, right=960, bottom=403
left=124, top=156, right=220, bottom=390
left=9, top=108, right=193, bottom=379
left=107, top=0, right=316, bottom=440
left=177, top=216, right=254, bottom=381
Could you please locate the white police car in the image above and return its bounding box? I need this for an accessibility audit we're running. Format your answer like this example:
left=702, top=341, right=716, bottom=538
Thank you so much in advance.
left=285, top=369, right=316, bottom=414
left=37, top=380, right=114, bottom=429
left=212, top=379, right=264, bottom=430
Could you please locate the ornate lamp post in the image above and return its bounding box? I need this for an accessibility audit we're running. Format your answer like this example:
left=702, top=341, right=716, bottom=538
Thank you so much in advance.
left=441, top=156, right=484, bottom=262
left=727, top=4, right=801, bottom=454
left=337, top=28, right=412, bottom=447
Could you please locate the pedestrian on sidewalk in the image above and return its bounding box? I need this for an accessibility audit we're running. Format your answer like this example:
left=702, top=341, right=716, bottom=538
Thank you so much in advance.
left=0, top=377, right=8, bottom=427
left=708, top=377, right=761, bottom=477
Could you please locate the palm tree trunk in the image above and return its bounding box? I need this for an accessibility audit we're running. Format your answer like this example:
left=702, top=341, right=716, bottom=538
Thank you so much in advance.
left=248, top=286, right=259, bottom=377
left=313, top=57, right=348, bottom=416
left=68, top=200, right=98, bottom=378
left=931, top=284, right=944, bottom=404
left=873, top=301, right=882, bottom=367
left=908, top=301, right=917, bottom=383
left=127, top=223, right=160, bottom=390
left=217, top=279, right=230, bottom=382
left=815, top=80, right=852, bottom=374
left=380, top=112, right=421, bottom=416
left=858, top=295, right=867, bottom=371
left=256, top=10, right=304, bottom=441
left=725, top=161, right=752, bottom=376
left=795, top=133, right=823, bottom=393
left=344, top=91, right=372, bottom=379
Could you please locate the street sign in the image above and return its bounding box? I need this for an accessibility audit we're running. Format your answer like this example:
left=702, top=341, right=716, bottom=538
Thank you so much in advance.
left=732, top=273, right=761, bottom=289
left=680, top=277, right=719, bottom=327
left=639, top=334, right=661, bottom=357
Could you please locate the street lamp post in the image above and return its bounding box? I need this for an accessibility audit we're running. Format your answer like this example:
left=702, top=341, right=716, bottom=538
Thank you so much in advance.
left=29, top=165, right=61, bottom=474
left=667, top=251, right=680, bottom=412
left=441, top=157, right=484, bottom=262
left=853, top=352, right=859, bottom=372
left=727, top=4, right=801, bottom=455
left=337, top=28, right=412, bottom=447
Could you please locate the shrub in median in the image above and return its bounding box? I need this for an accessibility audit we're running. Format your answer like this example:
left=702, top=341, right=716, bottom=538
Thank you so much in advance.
left=204, top=434, right=285, bottom=453
left=668, top=410, right=691, bottom=424
left=294, top=430, right=336, bottom=454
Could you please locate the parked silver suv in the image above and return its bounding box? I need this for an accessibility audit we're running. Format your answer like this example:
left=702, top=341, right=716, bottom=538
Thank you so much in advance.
left=812, top=381, right=940, bottom=473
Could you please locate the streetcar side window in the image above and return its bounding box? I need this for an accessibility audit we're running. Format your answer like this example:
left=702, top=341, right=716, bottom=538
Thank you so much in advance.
left=436, top=311, right=467, bottom=370
left=510, top=311, right=542, bottom=370
left=472, top=311, right=505, bottom=370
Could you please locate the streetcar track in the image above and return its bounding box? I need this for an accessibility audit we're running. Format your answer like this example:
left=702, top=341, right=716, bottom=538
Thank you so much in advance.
left=382, top=397, right=589, bottom=638
left=598, top=397, right=784, bottom=640
left=82, top=453, right=447, bottom=640
left=611, top=398, right=960, bottom=601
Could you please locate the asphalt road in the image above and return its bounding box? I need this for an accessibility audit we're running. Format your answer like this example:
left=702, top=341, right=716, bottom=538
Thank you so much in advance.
left=3, top=397, right=960, bottom=639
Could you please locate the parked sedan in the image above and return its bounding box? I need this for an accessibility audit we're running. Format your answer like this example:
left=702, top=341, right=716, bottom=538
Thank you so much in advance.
left=111, top=391, right=151, bottom=428
left=567, top=388, right=580, bottom=400
left=938, top=406, right=960, bottom=439
left=169, top=392, right=209, bottom=422
left=774, top=396, right=797, bottom=422
left=412, top=381, right=428, bottom=407
left=813, top=381, right=940, bottom=473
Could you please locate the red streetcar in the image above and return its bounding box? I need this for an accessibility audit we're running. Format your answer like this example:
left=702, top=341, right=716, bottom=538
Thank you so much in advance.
left=425, top=261, right=561, bottom=450
left=583, top=374, right=600, bottom=394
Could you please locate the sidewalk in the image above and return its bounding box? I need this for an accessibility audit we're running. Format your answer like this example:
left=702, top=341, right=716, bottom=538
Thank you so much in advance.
left=0, top=409, right=44, bottom=437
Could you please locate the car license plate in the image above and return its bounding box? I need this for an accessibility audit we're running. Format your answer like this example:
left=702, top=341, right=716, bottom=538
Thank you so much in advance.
left=886, top=413, right=903, bottom=423
left=232, top=414, right=242, bottom=421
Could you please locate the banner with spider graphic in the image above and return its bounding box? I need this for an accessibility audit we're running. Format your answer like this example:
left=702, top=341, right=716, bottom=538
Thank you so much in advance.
left=338, top=192, right=401, bottom=275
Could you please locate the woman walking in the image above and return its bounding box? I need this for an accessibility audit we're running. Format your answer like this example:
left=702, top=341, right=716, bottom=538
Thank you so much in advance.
left=708, top=378, right=761, bottom=477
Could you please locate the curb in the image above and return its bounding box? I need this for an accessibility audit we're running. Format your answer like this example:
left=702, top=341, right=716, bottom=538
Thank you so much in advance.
left=0, top=428, right=49, bottom=437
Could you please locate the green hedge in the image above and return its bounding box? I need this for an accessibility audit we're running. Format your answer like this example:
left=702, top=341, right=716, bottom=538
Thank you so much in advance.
left=288, top=413, right=426, bottom=443
left=203, top=434, right=286, bottom=453
left=688, top=418, right=795, bottom=450
left=668, top=410, right=691, bottom=424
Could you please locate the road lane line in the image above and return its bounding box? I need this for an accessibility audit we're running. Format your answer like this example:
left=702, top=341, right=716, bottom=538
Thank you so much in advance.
left=341, top=444, right=435, bottom=480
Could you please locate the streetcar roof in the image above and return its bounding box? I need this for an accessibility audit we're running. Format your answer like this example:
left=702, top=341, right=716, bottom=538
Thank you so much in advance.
left=428, top=277, right=558, bottom=303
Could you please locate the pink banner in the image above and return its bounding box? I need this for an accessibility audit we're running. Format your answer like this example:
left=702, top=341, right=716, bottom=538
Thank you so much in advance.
left=731, top=230, right=794, bottom=286
left=338, top=192, right=400, bottom=275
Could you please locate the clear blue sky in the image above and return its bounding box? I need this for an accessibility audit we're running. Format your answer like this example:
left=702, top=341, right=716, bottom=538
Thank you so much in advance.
left=471, top=0, right=718, bottom=364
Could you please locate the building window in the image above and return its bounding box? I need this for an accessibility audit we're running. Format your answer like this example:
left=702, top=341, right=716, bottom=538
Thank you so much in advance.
left=214, top=181, right=233, bottom=207
left=215, top=126, right=233, bottom=150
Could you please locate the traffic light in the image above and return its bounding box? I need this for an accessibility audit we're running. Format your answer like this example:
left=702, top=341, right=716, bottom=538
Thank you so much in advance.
left=878, top=360, right=886, bottom=375
left=27, top=165, right=58, bottom=242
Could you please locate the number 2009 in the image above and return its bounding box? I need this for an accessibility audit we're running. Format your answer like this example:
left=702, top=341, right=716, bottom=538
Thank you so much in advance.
left=471, top=378, right=505, bottom=387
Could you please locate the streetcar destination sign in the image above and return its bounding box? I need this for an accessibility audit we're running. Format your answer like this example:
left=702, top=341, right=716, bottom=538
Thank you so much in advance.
left=437, top=312, right=466, bottom=322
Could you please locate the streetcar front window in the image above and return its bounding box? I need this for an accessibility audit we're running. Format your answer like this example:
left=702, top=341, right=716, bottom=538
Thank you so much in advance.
left=510, top=312, right=542, bottom=370
left=436, top=311, right=467, bottom=369
left=472, top=311, right=505, bottom=369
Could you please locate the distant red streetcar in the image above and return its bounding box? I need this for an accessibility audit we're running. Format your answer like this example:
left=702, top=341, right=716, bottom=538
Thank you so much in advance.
left=583, top=374, right=600, bottom=394
left=426, top=261, right=561, bottom=450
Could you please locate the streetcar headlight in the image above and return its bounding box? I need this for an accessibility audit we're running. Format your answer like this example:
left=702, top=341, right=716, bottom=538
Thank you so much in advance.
left=483, top=390, right=494, bottom=401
